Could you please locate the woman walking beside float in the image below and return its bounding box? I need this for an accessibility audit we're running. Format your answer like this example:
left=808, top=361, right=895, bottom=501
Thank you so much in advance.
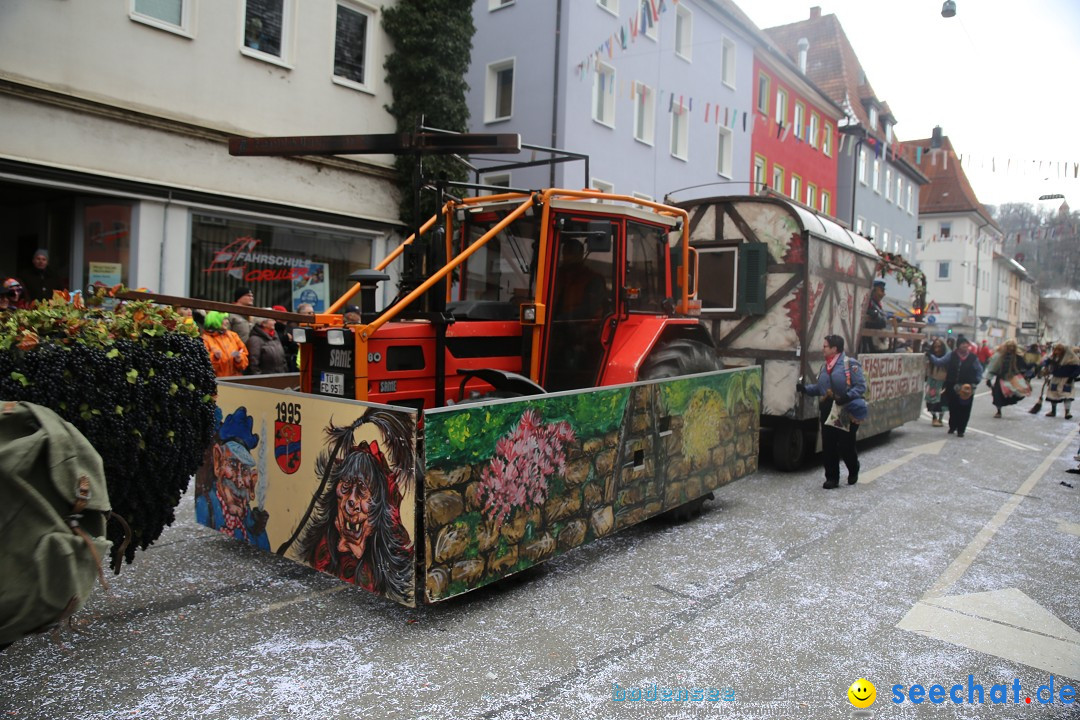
left=924, top=338, right=949, bottom=427
left=943, top=336, right=982, bottom=437
left=984, top=340, right=1030, bottom=419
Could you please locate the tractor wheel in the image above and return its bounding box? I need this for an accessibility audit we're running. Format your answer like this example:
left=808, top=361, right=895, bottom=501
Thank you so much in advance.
left=638, top=339, right=720, bottom=380
left=771, top=420, right=807, bottom=471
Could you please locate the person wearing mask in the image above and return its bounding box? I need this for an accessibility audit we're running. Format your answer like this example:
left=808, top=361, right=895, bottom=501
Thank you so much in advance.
left=246, top=317, right=287, bottom=375
left=942, top=336, right=983, bottom=437
left=924, top=338, right=950, bottom=427
left=228, top=287, right=255, bottom=344
left=976, top=339, right=993, bottom=365
left=984, top=340, right=1029, bottom=418
left=797, top=334, right=868, bottom=489
left=22, top=249, right=65, bottom=302
left=1041, top=343, right=1080, bottom=419
left=202, top=310, right=249, bottom=377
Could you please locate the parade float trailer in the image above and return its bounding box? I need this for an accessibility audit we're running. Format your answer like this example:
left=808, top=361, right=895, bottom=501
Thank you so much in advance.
left=177, top=131, right=762, bottom=606
left=679, top=195, right=925, bottom=471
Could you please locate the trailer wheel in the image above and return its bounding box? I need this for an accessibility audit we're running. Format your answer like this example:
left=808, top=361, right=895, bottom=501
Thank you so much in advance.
left=638, top=339, right=720, bottom=380
left=771, top=421, right=806, bottom=471
left=660, top=492, right=714, bottom=522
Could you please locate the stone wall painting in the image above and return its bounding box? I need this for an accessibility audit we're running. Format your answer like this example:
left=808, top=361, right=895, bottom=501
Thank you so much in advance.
left=422, top=367, right=762, bottom=603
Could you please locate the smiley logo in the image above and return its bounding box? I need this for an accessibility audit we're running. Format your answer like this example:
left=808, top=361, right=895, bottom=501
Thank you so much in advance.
left=848, top=678, right=876, bottom=708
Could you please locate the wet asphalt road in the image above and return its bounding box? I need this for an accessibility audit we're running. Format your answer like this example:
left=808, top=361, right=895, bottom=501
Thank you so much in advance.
left=1, top=391, right=1078, bottom=720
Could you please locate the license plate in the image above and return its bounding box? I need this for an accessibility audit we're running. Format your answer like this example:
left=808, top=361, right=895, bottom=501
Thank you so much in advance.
left=320, top=371, right=345, bottom=396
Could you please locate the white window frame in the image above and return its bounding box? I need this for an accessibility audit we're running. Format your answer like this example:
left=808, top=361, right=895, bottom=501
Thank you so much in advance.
left=241, top=0, right=295, bottom=68
left=597, top=0, right=618, bottom=15
left=480, top=172, right=511, bottom=196
left=906, top=185, right=913, bottom=214
left=820, top=191, right=831, bottom=216
left=885, top=168, right=893, bottom=202
left=593, top=61, right=616, bottom=128
left=775, top=88, right=788, bottom=126
left=675, top=5, right=693, bottom=61
left=632, top=192, right=654, bottom=203
left=938, top=260, right=950, bottom=280
left=331, top=0, right=376, bottom=94
left=670, top=105, right=689, bottom=161
left=753, top=154, right=767, bottom=192
left=720, top=37, right=736, bottom=88
left=772, top=165, right=785, bottom=193
left=130, top=0, right=192, bottom=36
left=856, top=217, right=865, bottom=235
left=872, top=157, right=881, bottom=194
left=484, top=57, right=515, bottom=123
left=641, top=0, right=658, bottom=40
left=869, top=223, right=879, bottom=243
left=858, top=148, right=868, bottom=184
left=806, top=184, right=816, bottom=209
left=756, top=73, right=770, bottom=114
left=590, top=178, right=615, bottom=203
left=488, top=0, right=514, bottom=10
left=793, top=102, right=805, bottom=141
left=882, top=229, right=891, bottom=251
left=697, top=247, right=738, bottom=312
left=790, top=174, right=802, bottom=201
left=808, top=113, right=819, bottom=149
left=633, top=82, right=655, bottom=145
left=822, top=122, right=833, bottom=156
left=716, top=126, right=733, bottom=178
left=868, top=106, right=878, bottom=130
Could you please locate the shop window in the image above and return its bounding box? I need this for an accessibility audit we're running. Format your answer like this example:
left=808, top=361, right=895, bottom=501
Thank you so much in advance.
left=189, top=213, right=374, bottom=311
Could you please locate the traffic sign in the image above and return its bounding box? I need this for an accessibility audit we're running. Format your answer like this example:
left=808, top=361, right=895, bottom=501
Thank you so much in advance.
left=925, top=300, right=940, bottom=316
left=926, top=315, right=937, bottom=324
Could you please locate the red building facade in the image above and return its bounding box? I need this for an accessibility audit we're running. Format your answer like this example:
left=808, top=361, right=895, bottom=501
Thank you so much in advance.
left=750, top=54, right=841, bottom=218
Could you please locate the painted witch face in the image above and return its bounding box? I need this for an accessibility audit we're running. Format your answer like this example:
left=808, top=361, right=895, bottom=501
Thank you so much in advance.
left=335, top=474, right=375, bottom=558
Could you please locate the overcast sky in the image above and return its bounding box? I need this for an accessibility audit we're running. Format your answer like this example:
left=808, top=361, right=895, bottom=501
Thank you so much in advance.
left=741, top=0, right=1080, bottom=211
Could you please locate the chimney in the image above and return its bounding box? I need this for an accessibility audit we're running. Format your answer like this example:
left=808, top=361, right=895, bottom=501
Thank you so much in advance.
left=797, top=38, right=809, bottom=73
left=810, top=6, right=821, bottom=20
left=931, top=126, right=943, bottom=149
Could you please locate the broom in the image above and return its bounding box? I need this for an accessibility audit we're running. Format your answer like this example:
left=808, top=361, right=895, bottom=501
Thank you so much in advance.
left=1029, top=377, right=1047, bottom=414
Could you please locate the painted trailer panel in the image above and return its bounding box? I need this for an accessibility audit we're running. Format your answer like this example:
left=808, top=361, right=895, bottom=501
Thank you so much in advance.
left=196, top=366, right=762, bottom=606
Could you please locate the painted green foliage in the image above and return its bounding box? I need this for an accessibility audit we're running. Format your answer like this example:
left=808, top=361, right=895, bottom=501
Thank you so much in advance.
left=426, top=388, right=630, bottom=467
left=658, top=367, right=761, bottom=416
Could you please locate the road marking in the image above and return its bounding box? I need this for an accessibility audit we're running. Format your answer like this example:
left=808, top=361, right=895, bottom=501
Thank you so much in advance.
left=1057, top=521, right=1080, bottom=537
left=860, top=440, right=946, bottom=484
left=243, top=584, right=350, bottom=618
left=898, top=588, right=1080, bottom=680
left=962, top=426, right=1040, bottom=451
left=918, top=433, right=1072, bottom=601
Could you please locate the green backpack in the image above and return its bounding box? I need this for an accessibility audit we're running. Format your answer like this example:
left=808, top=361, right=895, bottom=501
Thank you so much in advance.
left=0, top=400, right=112, bottom=648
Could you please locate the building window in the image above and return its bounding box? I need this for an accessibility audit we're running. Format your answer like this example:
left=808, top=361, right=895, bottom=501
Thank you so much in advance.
left=806, top=184, right=816, bottom=209
left=641, top=0, right=658, bottom=40
left=633, top=82, right=655, bottom=144
left=333, top=1, right=374, bottom=91
left=243, top=0, right=289, bottom=61
left=940, top=222, right=951, bottom=238
left=938, top=260, right=950, bottom=280
left=717, top=126, right=733, bottom=177
left=790, top=174, right=802, bottom=201
left=856, top=217, right=865, bottom=235
left=757, top=73, right=770, bottom=114
left=868, top=106, right=878, bottom=130
left=904, top=241, right=910, bottom=256
left=485, top=58, right=515, bottom=122
left=858, top=147, right=868, bottom=184
left=189, top=212, right=374, bottom=312
left=809, top=113, right=820, bottom=149
left=697, top=247, right=738, bottom=312
left=480, top=172, right=511, bottom=195
left=590, top=178, right=614, bottom=199
left=896, top=176, right=903, bottom=206
left=772, top=164, right=785, bottom=193
left=775, top=88, right=788, bottom=127
left=793, top=102, right=805, bottom=141
left=131, top=0, right=190, bottom=34
left=872, top=157, right=881, bottom=193
left=906, top=185, right=913, bottom=214
left=721, top=38, right=736, bottom=88
left=670, top=105, right=689, bottom=160
left=823, top=123, right=833, bottom=156
left=820, top=191, right=831, bottom=216
left=488, top=0, right=514, bottom=9
left=753, top=154, right=767, bottom=192
left=675, top=5, right=692, bottom=60
left=597, top=0, right=618, bottom=14
left=869, top=223, right=878, bottom=242
left=885, top=168, right=893, bottom=202
left=632, top=192, right=654, bottom=203
left=882, top=229, right=891, bottom=251
left=593, top=61, right=616, bottom=127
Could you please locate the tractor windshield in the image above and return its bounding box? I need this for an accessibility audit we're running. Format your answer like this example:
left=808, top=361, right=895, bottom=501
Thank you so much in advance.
left=452, top=208, right=538, bottom=303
